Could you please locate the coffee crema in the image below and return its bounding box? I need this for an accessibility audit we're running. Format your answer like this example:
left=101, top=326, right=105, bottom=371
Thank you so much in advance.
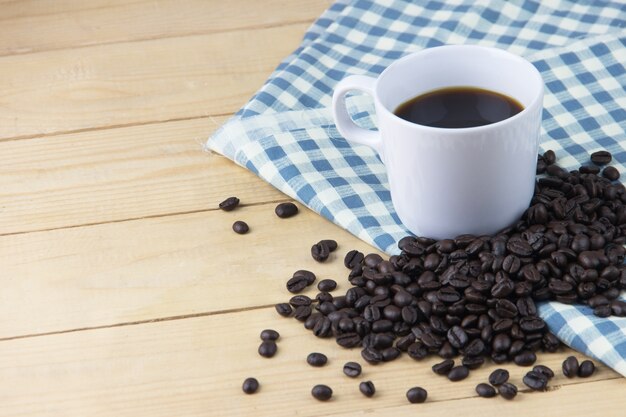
left=394, top=86, right=523, bottom=129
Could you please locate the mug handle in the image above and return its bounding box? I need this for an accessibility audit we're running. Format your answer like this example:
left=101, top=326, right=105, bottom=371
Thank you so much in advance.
left=332, top=75, right=384, bottom=160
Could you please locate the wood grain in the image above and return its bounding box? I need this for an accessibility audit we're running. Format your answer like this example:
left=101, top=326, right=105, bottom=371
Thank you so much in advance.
left=0, top=116, right=289, bottom=235
left=0, top=306, right=620, bottom=417
left=0, top=22, right=308, bottom=140
left=0, top=0, right=330, bottom=56
left=0, top=201, right=379, bottom=337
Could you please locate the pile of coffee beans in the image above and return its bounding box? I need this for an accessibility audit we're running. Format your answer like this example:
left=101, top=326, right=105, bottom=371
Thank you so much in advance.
left=240, top=149, right=619, bottom=402
left=274, top=150, right=625, bottom=374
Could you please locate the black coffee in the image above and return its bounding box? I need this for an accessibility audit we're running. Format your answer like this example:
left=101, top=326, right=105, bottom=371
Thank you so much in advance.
left=394, top=86, right=523, bottom=128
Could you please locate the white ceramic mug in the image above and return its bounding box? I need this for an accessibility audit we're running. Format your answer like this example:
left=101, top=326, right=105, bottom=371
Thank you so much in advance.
left=332, top=45, right=544, bottom=239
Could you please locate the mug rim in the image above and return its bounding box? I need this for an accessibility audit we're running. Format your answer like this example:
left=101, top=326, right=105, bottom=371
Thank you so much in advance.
left=375, top=45, right=544, bottom=134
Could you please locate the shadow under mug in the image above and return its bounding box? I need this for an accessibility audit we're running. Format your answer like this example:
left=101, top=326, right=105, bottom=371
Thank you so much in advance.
left=332, top=45, right=544, bottom=240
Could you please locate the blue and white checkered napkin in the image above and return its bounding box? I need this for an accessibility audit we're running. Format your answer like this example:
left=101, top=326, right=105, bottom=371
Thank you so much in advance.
left=207, top=0, right=626, bottom=375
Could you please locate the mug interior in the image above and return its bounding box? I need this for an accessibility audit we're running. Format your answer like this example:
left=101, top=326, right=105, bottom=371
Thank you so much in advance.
left=377, top=45, right=543, bottom=124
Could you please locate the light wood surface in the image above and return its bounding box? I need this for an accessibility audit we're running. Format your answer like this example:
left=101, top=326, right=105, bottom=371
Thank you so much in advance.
left=1, top=1, right=622, bottom=416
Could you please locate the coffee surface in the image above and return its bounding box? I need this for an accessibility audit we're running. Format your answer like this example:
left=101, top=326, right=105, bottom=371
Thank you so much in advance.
left=394, top=87, right=523, bottom=128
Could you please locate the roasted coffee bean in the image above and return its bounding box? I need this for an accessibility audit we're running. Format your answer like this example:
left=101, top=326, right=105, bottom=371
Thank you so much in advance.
left=590, top=150, right=612, bottom=165
left=336, top=332, right=361, bottom=348
left=407, top=342, right=428, bottom=361
left=489, top=369, right=509, bottom=386
left=496, top=299, right=518, bottom=318
left=311, top=242, right=331, bottom=262
left=476, top=383, right=497, bottom=398
left=343, top=361, right=362, bottom=378
left=602, top=166, right=620, bottom=181
left=258, top=341, right=277, bottom=358
left=447, top=326, right=468, bottom=349
left=447, top=365, right=470, bottom=381
left=492, top=333, right=511, bottom=353
left=313, top=317, right=332, bottom=337
left=361, top=347, right=383, bottom=364
left=491, top=278, right=515, bottom=298
left=516, top=297, right=537, bottom=317
left=275, top=202, right=299, bottom=218
left=519, top=316, right=546, bottom=332
left=295, top=269, right=316, bottom=285
left=260, top=329, right=279, bottom=341
left=464, top=339, right=485, bottom=357
left=311, top=384, right=333, bottom=401
left=232, top=221, right=249, bottom=234
left=318, top=279, right=337, bottom=292
left=289, top=295, right=312, bottom=307
left=523, top=370, right=548, bottom=391
left=533, top=365, right=555, bottom=379
left=543, top=150, right=556, bottom=165
left=507, top=239, right=533, bottom=256
left=594, top=305, right=612, bottom=317
left=320, top=239, right=338, bottom=252
left=514, top=351, right=537, bottom=366
left=344, top=249, right=365, bottom=268
left=406, top=387, right=428, bottom=403
left=498, top=382, right=518, bottom=400
left=432, top=359, right=455, bottom=375
left=382, top=347, right=401, bottom=362
left=306, top=352, right=328, bottom=367
left=359, top=381, right=376, bottom=397
left=286, top=276, right=308, bottom=294
left=275, top=303, right=292, bottom=317
left=462, top=356, right=485, bottom=370
left=242, top=377, right=259, bottom=394
left=578, top=360, right=595, bottom=377
left=580, top=165, right=600, bottom=174
left=562, top=356, right=580, bottom=378
left=611, top=300, right=626, bottom=316
left=219, top=196, right=240, bottom=211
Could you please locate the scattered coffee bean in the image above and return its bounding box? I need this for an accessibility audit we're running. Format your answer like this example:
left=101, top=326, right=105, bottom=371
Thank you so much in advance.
left=447, top=365, right=469, bottom=382
left=359, top=381, right=376, bottom=397
left=562, top=356, right=580, bottom=378
left=307, top=352, right=328, bottom=367
left=311, top=384, right=333, bottom=401
left=406, top=387, right=428, bottom=403
left=343, top=361, right=362, bottom=378
left=320, top=239, right=338, bottom=252
left=286, top=275, right=309, bottom=294
left=590, top=150, right=612, bottom=165
left=260, top=329, right=279, bottom=341
left=476, top=383, right=497, bottom=398
left=232, top=221, right=249, bottom=234
left=523, top=370, right=548, bottom=391
left=275, top=202, right=298, bottom=218
left=488, top=369, right=509, bottom=386
left=258, top=341, right=277, bottom=358
left=432, top=359, right=455, bottom=375
left=242, top=377, right=259, bottom=394
left=532, top=365, right=555, bottom=380
left=311, top=241, right=331, bottom=262
left=603, top=166, right=620, bottom=181
left=498, top=382, right=518, bottom=400
left=578, top=360, right=596, bottom=377
left=219, top=196, right=240, bottom=211
left=274, top=303, right=292, bottom=317
left=318, top=279, right=337, bottom=292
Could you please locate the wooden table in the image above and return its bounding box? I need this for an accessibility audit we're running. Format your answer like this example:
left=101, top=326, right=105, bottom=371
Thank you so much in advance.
left=1, top=1, right=624, bottom=415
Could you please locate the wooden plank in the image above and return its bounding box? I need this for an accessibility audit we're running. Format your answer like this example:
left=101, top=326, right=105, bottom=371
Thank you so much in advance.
left=0, top=307, right=620, bottom=417
left=0, top=0, right=330, bottom=56
left=0, top=22, right=308, bottom=140
left=0, top=116, right=290, bottom=234
left=0, top=202, right=380, bottom=337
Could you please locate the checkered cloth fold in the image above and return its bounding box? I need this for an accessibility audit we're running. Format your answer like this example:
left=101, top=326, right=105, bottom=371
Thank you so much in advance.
left=207, top=0, right=626, bottom=376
